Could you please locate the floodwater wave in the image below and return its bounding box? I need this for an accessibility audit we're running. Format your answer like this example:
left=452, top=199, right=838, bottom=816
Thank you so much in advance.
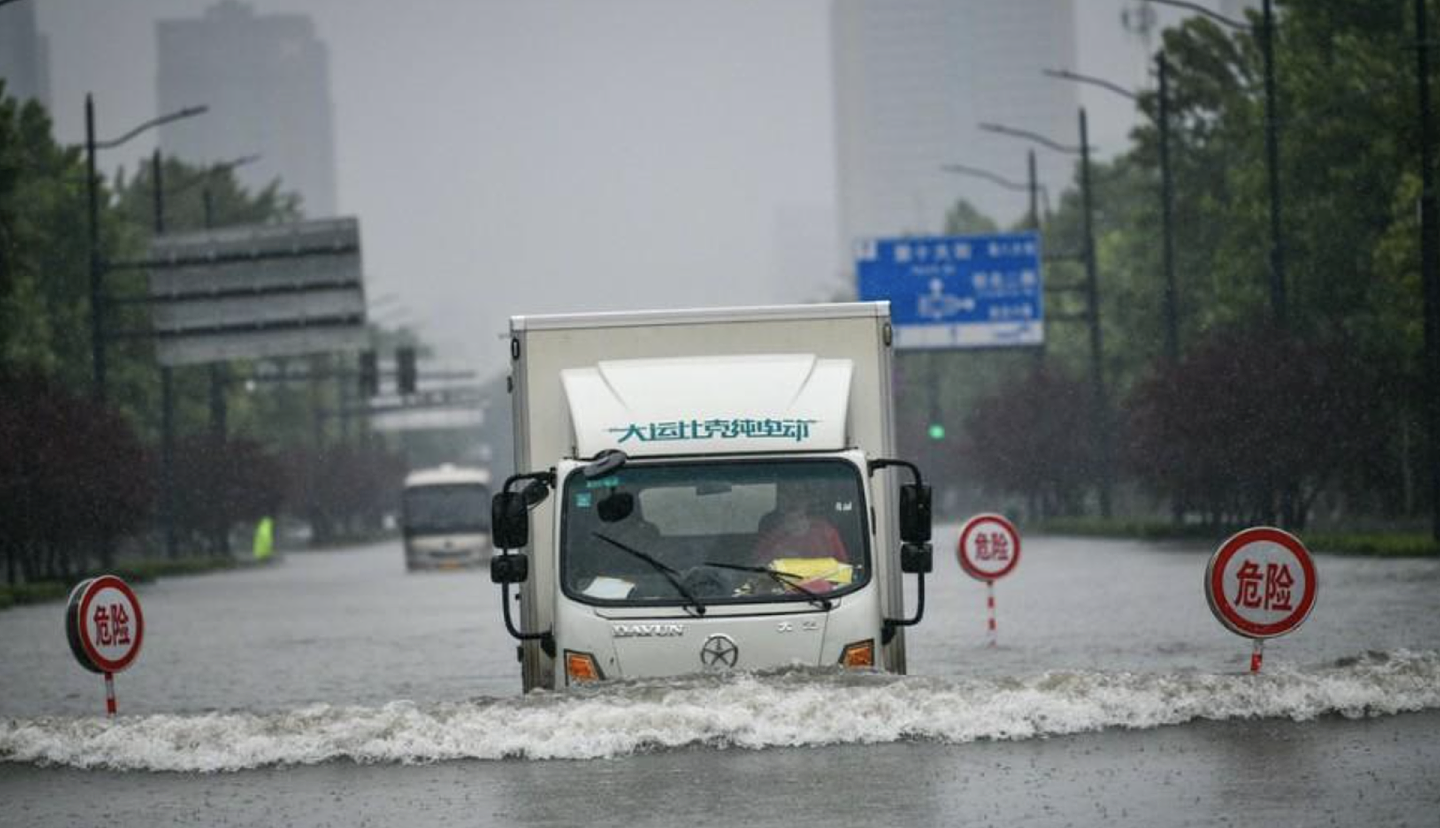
left=3, top=649, right=1438, bottom=772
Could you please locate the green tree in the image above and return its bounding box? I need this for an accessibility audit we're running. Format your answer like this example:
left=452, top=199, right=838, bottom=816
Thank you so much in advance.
left=952, top=2, right=1437, bottom=526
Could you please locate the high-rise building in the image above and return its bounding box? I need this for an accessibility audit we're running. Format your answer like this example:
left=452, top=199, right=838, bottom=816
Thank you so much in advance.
left=832, top=0, right=1078, bottom=255
left=0, top=0, right=50, bottom=108
left=157, top=0, right=337, bottom=217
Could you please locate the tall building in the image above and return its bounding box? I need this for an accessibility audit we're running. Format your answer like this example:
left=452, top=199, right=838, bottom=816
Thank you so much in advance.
left=0, top=0, right=50, bottom=108
left=157, top=0, right=337, bottom=217
left=832, top=0, right=1078, bottom=254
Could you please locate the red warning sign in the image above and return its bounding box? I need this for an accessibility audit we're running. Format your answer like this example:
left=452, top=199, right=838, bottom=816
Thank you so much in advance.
left=67, top=575, right=145, bottom=674
left=957, top=513, right=1021, bottom=582
left=1204, top=526, right=1317, bottom=639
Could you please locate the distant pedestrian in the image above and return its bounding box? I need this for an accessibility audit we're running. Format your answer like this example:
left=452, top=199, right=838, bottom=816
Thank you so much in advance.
left=253, top=516, right=275, bottom=561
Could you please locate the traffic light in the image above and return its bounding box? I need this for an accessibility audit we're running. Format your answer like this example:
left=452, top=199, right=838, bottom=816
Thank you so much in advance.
left=396, top=346, right=417, bottom=395
left=358, top=350, right=379, bottom=397
left=927, top=422, right=946, bottom=441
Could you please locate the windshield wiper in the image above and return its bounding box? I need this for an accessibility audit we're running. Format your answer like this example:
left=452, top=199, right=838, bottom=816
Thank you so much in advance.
left=592, top=532, right=706, bottom=616
left=701, top=561, right=834, bottom=611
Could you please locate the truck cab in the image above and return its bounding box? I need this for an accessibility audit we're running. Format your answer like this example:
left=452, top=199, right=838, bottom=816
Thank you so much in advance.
left=488, top=304, right=931, bottom=690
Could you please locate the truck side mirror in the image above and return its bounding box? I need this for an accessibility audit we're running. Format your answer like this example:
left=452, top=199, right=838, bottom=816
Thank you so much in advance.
left=899, top=483, right=932, bottom=544
left=492, top=492, right=530, bottom=549
left=490, top=552, right=529, bottom=584
left=900, top=542, right=933, bottom=574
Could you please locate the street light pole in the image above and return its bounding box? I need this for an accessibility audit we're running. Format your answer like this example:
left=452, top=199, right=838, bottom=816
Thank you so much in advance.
left=151, top=150, right=179, bottom=560
left=1261, top=0, right=1285, bottom=327
left=938, top=161, right=1051, bottom=220
left=202, top=173, right=226, bottom=445
left=84, top=98, right=206, bottom=567
left=1157, top=54, right=1179, bottom=365
left=151, top=152, right=179, bottom=553
left=1027, top=149, right=1039, bottom=230
left=1079, top=109, right=1114, bottom=519
left=86, top=95, right=105, bottom=402
left=83, top=96, right=208, bottom=404
left=1044, top=63, right=1178, bottom=364
left=1416, top=0, right=1440, bottom=540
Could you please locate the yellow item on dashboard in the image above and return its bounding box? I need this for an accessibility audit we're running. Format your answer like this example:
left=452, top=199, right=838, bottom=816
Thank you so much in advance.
left=769, top=557, right=853, bottom=585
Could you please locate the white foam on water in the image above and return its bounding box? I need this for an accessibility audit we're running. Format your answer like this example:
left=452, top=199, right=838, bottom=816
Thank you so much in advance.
left=3, top=649, right=1438, bottom=772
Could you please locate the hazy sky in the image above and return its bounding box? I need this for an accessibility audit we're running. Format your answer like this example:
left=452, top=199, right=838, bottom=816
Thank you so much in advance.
left=33, top=0, right=1202, bottom=383
left=37, top=0, right=840, bottom=381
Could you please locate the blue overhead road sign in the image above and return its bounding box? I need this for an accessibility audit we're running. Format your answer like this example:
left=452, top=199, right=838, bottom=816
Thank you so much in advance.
left=856, top=231, right=1043, bottom=350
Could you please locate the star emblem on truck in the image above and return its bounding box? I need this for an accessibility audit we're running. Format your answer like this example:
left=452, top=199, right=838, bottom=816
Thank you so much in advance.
left=699, top=634, right=739, bottom=669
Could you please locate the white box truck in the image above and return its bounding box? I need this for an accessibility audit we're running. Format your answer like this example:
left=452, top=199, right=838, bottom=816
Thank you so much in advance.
left=489, top=303, right=933, bottom=691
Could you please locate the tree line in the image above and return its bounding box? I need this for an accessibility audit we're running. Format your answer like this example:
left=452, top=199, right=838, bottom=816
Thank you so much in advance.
left=907, top=1, right=1427, bottom=530
left=0, top=86, right=407, bottom=584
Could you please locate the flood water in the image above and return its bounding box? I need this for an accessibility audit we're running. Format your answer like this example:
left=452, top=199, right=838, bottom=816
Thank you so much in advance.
left=2, top=529, right=1439, bottom=826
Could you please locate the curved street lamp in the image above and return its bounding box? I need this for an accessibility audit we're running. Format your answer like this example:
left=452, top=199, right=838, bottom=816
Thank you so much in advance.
left=939, top=160, right=1052, bottom=225
left=1043, top=61, right=1179, bottom=366
left=978, top=121, right=1081, bottom=155
left=86, top=95, right=208, bottom=402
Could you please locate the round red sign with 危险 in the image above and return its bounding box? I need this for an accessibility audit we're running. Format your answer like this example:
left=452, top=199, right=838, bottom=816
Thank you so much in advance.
left=1205, top=526, right=1317, bottom=639
left=957, top=513, right=1021, bottom=582
left=72, top=575, right=145, bottom=673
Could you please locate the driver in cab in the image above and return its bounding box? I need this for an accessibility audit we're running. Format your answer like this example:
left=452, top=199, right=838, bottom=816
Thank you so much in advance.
left=750, top=483, right=852, bottom=594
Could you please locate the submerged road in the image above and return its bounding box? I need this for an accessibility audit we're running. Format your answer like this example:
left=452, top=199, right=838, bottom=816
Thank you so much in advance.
left=2, top=531, right=1438, bottom=826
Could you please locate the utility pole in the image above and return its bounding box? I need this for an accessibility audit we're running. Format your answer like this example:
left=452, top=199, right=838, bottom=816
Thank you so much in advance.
left=1079, top=109, right=1114, bottom=519
left=152, top=150, right=179, bottom=559
left=1157, top=53, right=1179, bottom=366
left=1261, top=0, right=1286, bottom=327
left=1027, top=148, right=1045, bottom=369
left=86, top=95, right=105, bottom=404
left=1027, top=149, right=1039, bottom=229
left=84, top=97, right=207, bottom=402
left=1417, top=0, right=1440, bottom=540
left=201, top=182, right=228, bottom=444
left=1044, top=64, right=1179, bottom=363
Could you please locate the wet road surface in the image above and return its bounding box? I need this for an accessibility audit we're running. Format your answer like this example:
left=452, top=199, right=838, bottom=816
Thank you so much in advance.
left=2, top=531, right=1438, bottom=826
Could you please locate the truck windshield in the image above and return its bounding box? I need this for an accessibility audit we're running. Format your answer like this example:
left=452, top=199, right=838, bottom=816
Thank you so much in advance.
left=402, top=484, right=490, bottom=536
left=560, top=459, right=869, bottom=607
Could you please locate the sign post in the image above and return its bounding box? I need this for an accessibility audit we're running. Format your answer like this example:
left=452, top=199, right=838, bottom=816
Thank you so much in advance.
left=957, top=513, right=1022, bottom=646
left=1203, top=526, right=1317, bottom=673
left=65, top=575, right=145, bottom=717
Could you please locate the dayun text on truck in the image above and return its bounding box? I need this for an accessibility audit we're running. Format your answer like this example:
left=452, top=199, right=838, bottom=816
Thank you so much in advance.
left=488, top=303, right=933, bottom=690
